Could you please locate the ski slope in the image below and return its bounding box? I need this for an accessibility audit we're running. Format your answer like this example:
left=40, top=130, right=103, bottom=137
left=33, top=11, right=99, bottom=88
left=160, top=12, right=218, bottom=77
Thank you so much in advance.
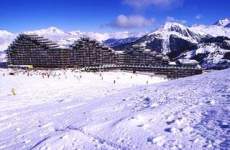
left=0, top=69, right=229, bottom=150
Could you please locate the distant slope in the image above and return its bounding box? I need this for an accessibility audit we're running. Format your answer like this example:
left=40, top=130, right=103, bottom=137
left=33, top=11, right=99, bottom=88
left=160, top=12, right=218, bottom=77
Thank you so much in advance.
left=103, top=37, right=139, bottom=48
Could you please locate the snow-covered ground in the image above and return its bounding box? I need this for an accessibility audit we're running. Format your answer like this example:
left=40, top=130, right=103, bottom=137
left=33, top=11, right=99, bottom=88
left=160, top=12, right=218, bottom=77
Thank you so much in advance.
left=0, top=69, right=166, bottom=110
left=0, top=69, right=229, bottom=150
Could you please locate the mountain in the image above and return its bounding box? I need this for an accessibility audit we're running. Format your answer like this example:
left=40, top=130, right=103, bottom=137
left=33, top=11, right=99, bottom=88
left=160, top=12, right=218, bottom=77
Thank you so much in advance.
left=114, top=22, right=201, bottom=56
left=25, top=27, right=80, bottom=48
left=214, top=18, right=230, bottom=27
left=103, top=37, right=139, bottom=48
left=114, top=21, right=230, bottom=69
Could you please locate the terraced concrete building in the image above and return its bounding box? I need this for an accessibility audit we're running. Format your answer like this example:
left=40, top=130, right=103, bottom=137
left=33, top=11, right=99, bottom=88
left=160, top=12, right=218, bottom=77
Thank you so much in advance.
left=7, top=34, right=173, bottom=68
left=7, top=34, right=203, bottom=77
left=120, top=45, right=170, bottom=66
left=71, top=38, right=116, bottom=67
left=7, top=34, right=117, bottom=68
left=7, top=34, right=74, bottom=68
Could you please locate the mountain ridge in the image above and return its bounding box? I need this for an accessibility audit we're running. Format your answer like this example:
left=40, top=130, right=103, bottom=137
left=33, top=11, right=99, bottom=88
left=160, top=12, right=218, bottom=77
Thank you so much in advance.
left=214, top=18, right=230, bottom=27
left=113, top=20, right=230, bottom=69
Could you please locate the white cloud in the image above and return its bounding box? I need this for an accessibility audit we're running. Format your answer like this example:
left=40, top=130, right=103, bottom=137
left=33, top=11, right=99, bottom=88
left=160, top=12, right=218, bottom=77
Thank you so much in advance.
left=166, top=16, right=187, bottom=24
left=123, top=0, right=184, bottom=8
left=110, top=15, right=155, bottom=29
left=0, top=30, right=15, bottom=51
left=195, top=15, right=203, bottom=20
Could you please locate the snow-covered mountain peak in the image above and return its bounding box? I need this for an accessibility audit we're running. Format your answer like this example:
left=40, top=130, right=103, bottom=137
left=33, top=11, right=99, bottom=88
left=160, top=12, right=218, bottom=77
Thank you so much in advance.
left=25, top=26, right=66, bottom=36
left=148, top=22, right=186, bottom=35
left=162, top=22, right=187, bottom=31
left=147, top=21, right=199, bottom=43
left=162, top=22, right=200, bottom=39
left=46, top=26, right=65, bottom=34
left=214, top=18, right=230, bottom=27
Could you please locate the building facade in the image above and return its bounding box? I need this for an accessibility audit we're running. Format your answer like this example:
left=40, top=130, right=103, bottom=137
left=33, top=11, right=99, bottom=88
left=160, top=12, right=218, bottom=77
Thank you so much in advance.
left=7, top=34, right=73, bottom=68
left=7, top=34, right=173, bottom=69
left=71, top=38, right=116, bottom=67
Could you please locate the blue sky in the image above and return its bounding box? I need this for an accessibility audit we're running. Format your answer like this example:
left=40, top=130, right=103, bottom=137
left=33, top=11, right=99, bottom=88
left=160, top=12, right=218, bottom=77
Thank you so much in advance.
left=0, top=0, right=229, bottom=32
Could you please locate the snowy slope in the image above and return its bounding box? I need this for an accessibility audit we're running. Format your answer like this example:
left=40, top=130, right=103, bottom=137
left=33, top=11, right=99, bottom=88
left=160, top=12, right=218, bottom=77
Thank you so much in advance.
left=183, top=44, right=230, bottom=69
left=191, top=24, right=230, bottom=37
left=0, top=69, right=229, bottom=149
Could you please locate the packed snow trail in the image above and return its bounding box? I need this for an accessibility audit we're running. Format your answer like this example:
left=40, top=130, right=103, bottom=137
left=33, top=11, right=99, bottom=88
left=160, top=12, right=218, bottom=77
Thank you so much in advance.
left=0, top=69, right=230, bottom=150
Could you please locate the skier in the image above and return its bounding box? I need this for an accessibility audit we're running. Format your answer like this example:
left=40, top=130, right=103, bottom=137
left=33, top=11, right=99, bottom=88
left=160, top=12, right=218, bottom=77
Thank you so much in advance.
left=11, top=88, right=16, bottom=96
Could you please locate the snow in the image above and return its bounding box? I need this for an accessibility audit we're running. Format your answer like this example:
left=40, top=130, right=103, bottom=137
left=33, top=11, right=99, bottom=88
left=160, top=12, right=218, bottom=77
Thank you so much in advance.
left=150, top=21, right=230, bottom=49
left=196, top=44, right=218, bottom=55
left=147, top=22, right=199, bottom=54
left=194, top=44, right=230, bottom=69
left=191, top=25, right=230, bottom=37
left=149, top=22, right=200, bottom=42
left=214, top=18, right=230, bottom=27
left=0, top=69, right=166, bottom=111
left=177, top=59, right=199, bottom=65
left=146, top=21, right=230, bottom=57
left=0, top=68, right=229, bottom=150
